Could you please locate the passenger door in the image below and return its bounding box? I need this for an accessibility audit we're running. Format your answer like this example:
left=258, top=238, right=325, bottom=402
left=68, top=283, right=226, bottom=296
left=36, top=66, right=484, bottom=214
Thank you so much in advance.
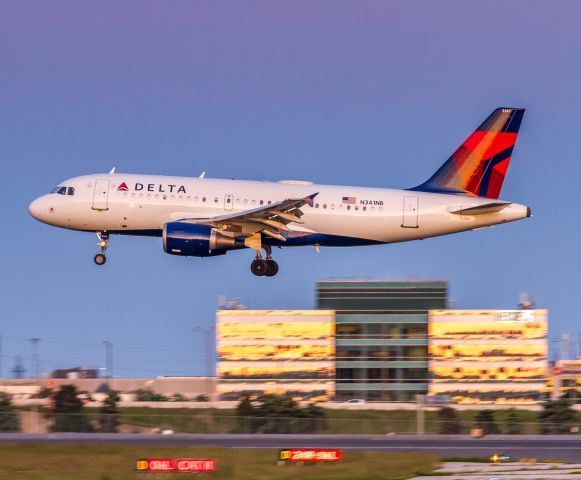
left=92, top=179, right=110, bottom=211
left=401, top=196, right=419, bottom=228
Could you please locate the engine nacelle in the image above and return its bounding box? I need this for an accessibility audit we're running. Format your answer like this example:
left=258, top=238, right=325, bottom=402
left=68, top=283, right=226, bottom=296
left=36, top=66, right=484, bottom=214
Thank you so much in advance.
left=163, top=222, right=244, bottom=257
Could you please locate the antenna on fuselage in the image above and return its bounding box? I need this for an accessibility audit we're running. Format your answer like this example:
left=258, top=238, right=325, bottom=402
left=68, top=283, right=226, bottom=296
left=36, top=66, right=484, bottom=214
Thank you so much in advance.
left=109, top=167, right=116, bottom=174
left=199, top=171, right=206, bottom=178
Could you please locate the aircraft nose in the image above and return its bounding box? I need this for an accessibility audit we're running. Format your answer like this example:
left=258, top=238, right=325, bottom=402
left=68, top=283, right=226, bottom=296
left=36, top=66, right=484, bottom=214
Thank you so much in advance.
left=28, top=197, right=45, bottom=220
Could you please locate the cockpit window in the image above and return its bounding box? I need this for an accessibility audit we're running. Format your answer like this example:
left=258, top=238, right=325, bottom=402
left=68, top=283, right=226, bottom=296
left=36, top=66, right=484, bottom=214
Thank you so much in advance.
left=50, top=186, right=71, bottom=195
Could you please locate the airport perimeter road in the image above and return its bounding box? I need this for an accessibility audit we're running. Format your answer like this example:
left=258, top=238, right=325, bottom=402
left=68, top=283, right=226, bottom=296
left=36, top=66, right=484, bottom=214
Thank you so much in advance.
left=1, top=434, right=581, bottom=461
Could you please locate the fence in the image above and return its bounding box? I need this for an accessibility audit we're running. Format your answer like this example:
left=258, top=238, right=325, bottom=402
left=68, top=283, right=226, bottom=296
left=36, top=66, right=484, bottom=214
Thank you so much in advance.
left=2, top=410, right=581, bottom=435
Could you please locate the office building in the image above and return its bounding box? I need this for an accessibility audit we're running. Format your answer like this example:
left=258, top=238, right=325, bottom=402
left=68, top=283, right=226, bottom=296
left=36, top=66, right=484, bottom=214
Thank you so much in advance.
left=216, top=310, right=335, bottom=400
left=428, top=309, right=548, bottom=403
left=317, top=280, right=447, bottom=401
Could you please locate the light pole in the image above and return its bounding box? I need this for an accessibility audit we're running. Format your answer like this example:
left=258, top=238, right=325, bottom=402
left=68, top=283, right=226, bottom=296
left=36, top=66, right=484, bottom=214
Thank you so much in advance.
left=101, top=341, right=114, bottom=390
left=29, top=338, right=41, bottom=379
left=193, top=326, right=215, bottom=399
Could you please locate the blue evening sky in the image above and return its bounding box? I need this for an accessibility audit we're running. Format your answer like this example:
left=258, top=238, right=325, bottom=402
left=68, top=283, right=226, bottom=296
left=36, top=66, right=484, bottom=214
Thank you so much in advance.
left=1, top=1, right=580, bottom=376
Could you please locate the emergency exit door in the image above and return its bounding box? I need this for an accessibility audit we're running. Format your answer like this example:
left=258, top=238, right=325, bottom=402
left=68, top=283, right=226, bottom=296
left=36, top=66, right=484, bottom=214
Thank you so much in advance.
left=92, top=179, right=110, bottom=210
left=224, top=194, right=234, bottom=211
left=401, top=196, right=419, bottom=228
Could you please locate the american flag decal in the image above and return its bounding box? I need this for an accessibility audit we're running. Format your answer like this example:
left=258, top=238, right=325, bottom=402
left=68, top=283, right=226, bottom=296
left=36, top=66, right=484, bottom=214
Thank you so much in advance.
left=342, top=196, right=356, bottom=204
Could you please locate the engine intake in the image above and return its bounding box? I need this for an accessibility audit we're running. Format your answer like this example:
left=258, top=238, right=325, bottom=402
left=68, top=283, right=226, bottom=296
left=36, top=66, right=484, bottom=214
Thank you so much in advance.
left=163, top=222, right=244, bottom=257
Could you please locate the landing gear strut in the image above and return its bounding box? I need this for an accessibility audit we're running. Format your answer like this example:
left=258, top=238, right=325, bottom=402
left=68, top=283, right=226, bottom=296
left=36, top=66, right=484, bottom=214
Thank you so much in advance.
left=250, top=244, right=279, bottom=277
left=94, top=231, right=109, bottom=266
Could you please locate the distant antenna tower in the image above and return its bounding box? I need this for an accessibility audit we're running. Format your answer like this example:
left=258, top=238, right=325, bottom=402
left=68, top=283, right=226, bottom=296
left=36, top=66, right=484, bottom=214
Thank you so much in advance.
left=518, top=292, right=536, bottom=309
left=11, top=356, right=26, bottom=379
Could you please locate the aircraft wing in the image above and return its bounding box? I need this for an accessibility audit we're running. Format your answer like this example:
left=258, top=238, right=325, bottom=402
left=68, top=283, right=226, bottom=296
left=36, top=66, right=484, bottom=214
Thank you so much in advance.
left=177, top=193, right=318, bottom=241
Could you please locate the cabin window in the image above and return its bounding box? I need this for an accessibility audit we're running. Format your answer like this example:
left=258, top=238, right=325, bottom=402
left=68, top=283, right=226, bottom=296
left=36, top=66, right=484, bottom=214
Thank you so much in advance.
left=379, top=207, right=383, bottom=212
left=259, top=200, right=264, bottom=205
left=179, top=195, right=183, bottom=201
left=346, top=205, right=351, bottom=210
left=186, top=196, right=191, bottom=201
left=194, top=196, right=199, bottom=202
left=252, top=200, right=256, bottom=205
left=147, top=194, right=152, bottom=199
left=315, top=203, right=320, bottom=208
left=67, top=187, right=75, bottom=196
left=323, top=204, right=327, bottom=209
left=362, top=206, right=367, bottom=211
left=154, top=194, right=159, bottom=199
left=244, top=199, right=248, bottom=205
left=371, top=206, right=375, bottom=212
left=236, top=198, right=240, bottom=204
left=354, top=206, right=359, bottom=211
left=331, top=204, right=335, bottom=210
left=339, top=204, right=343, bottom=209
left=171, top=195, right=175, bottom=200
left=202, top=197, right=206, bottom=202
left=139, top=193, right=143, bottom=199
left=267, top=200, right=272, bottom=204
left=214, top=197, right=218, bottom=203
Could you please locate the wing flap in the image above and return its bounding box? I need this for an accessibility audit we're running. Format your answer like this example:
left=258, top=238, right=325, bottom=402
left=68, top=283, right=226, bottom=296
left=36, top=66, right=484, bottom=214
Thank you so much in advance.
left=176, top=193, right=318, bottom=240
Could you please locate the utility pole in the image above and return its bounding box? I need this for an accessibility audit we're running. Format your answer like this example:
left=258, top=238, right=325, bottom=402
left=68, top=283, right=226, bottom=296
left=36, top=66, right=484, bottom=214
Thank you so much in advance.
left=101, top=341, right=114, bottom=390
left=193, top=326, right=215, bottom=400
left=29, top=338, right=41, bottom=379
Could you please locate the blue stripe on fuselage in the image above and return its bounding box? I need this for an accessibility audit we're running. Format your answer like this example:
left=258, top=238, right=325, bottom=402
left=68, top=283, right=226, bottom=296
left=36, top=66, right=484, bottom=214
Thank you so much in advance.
left=110, top=229, right=381, bottom=247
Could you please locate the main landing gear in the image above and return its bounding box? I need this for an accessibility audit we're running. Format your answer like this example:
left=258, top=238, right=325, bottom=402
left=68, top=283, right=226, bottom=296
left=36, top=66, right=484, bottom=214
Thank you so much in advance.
left=94, top=231, right=109, bottom=266
left=250, top=245, right=279, bottom=277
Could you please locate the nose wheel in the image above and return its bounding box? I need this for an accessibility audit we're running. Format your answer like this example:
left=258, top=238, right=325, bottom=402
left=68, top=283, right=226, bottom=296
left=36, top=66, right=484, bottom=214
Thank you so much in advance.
left=250, top=245, right=279, bottom=277
left=94, top=231, right=109, bottom=266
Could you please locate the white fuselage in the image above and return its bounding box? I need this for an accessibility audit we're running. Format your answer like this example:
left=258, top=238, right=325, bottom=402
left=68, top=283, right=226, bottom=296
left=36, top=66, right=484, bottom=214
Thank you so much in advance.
left=29, top=173, right=530, bottom=246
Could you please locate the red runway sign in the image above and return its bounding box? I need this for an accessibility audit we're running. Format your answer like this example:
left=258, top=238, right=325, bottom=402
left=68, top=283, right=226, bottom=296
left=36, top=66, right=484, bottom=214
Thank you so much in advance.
left=279, top=449, right=342, bottom=462
left=136, top=458, right=216, bottom=473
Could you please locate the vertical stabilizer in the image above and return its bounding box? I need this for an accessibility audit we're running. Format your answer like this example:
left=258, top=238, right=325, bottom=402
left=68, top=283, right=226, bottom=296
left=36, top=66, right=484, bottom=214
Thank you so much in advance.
left=411, top=108, right=525, bottom=199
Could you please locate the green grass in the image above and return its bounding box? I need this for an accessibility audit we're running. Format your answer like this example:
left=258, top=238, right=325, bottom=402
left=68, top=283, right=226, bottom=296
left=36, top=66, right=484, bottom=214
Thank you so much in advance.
left=0, top=444, right=438, bottom=480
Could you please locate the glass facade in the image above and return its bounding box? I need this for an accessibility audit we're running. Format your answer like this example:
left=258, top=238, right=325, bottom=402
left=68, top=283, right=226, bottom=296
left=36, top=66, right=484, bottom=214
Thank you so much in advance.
left=216, top=310, right=335, bottom=401
left=317, top=280, right=447, bottom=401
left=429, top=309, right=548, bottom=404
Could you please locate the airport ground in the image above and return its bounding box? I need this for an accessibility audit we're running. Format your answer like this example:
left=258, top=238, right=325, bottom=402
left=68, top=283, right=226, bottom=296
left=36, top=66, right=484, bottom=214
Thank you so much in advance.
left=0, top=443, right=437, bottom=480
left=2, top=437, right=581, bottom=479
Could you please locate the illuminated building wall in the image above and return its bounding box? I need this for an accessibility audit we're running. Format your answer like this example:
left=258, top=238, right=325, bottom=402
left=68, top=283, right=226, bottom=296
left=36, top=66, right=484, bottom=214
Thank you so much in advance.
left=550, top=360, right=581, bottom=401
left=216, top=310, right=335, bottom=400
left=428, top=309, right=548, bottom=404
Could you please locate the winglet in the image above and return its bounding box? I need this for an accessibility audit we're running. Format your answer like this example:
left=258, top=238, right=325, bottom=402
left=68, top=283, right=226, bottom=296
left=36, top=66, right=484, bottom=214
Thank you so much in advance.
left=109, top=166, right=116, bottom=174
left=304, top=192, right=319, bottom=207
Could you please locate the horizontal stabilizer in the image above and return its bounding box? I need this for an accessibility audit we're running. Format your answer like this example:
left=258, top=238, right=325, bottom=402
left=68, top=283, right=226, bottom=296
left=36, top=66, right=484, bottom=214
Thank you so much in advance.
left=451, top=202, right=511, bottom=215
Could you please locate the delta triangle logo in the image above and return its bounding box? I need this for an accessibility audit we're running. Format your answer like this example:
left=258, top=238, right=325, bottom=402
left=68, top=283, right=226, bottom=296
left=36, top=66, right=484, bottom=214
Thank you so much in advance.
left=117, top=182, right=129, bottom=191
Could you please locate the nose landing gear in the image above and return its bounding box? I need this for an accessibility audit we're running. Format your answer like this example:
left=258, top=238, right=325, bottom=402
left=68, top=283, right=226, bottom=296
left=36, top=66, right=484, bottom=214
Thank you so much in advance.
left=250, top=244, right=279, bottom=277
left=94, top=231, right=109, bottom=266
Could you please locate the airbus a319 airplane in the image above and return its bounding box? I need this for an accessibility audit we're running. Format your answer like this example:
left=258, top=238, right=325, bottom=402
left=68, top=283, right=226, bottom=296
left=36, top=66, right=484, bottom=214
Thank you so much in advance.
left=29, top=108, right=529, bottom=277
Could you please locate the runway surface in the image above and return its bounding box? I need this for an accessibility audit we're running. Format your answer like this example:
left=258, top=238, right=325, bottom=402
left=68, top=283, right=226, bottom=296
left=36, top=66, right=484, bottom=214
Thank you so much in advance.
left=1, top=434, right=581, bottom=462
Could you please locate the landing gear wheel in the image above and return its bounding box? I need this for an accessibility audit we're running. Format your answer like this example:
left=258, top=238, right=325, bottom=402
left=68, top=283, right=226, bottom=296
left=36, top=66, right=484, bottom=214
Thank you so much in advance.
left=94, top=253, right=107, bottom=266
left=264, top=260, right=279, bottom=277
left=251, top=259, right=267, bottom=276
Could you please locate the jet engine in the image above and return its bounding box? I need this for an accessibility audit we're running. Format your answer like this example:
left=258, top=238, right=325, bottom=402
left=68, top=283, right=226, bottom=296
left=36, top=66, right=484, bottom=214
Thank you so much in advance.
left=163, top=222, right=244, bottom=257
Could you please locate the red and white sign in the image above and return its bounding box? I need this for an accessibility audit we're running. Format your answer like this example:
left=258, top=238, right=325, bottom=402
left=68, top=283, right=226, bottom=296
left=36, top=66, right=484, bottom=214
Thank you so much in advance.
left=280, top=449, right=342, bottom=462
left=136, top=458, right=216, bottom=473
